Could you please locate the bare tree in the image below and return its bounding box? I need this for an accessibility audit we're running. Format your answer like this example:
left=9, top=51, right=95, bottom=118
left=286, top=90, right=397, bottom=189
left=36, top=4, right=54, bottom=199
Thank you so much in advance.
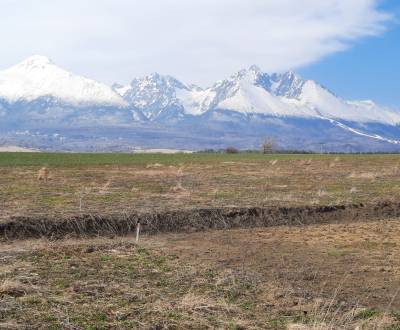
left=261, top=138, right=275, bottom=154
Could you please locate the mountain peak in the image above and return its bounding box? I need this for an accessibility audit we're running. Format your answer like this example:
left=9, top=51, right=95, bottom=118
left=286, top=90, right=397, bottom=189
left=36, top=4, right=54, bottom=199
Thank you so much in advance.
left=248, top=65, right=262, bottom=73
left=270, top=70, right=302, bottom=82
left=147, top=72, right=163, bottom=80
left=232, top=66, right=264, bottom=84
left=283, top=70, right=297, bottom=78
left=0, top=55, right=126, bottom=107
left=15, top=55, right=53, bottom=69
left=131, top=72, right=189, bottom=92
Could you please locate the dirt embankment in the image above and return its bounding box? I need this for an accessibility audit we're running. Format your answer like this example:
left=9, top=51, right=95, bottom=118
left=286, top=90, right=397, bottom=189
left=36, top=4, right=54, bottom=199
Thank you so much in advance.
left=1, top=201, right=400, bottom=240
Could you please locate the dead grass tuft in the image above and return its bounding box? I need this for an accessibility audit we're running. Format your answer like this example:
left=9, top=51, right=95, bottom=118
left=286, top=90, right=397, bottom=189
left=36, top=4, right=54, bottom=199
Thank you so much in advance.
left=146, top=163, right=163, bottom=169
left=317, top=189, right=330, bottom=197
left=288, top=324, right=310, bottom=330
left=169, top=182, right=187, bottom=193
left=99, top=178, right=112, bottom=195
left=37, top=167, right=49, bottom=182
left=179, top=293, right=227, bottom=314
left=270, top=159, right=278, bottom=166
left=0, top=280, right=34, bottom=297
left=350, top=187, right=358, bottom=194
left=348, top=172, right=377, bottom=180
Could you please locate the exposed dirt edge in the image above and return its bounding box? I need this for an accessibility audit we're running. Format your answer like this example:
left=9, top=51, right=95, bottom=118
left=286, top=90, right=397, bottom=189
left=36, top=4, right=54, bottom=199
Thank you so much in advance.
left=1, top=201, right=400, bottom=240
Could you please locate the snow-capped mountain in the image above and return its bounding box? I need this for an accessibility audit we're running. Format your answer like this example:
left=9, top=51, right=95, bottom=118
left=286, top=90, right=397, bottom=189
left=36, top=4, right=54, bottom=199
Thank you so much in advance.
left=1, top=55, right=400, bottom=152
left=0, top=55, right=126, bottom=107
left=114, top=65, right=400, bottom=126
left=0, top=56, right=146, bottom=130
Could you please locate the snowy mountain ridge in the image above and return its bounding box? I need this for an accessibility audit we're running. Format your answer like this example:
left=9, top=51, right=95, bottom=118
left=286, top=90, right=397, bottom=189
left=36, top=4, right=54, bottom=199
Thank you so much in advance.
left=1, top=55, right=398, bottom=126
left=113, top=65, right=400, bottom=125
left=1, top=55, right=400, bottom=152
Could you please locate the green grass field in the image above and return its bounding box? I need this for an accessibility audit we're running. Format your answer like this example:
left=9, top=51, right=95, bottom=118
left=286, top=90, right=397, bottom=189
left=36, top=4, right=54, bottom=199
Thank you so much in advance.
left=1, top=152, right=400, bottom=220
left=0, top=151, right=384, bottom=167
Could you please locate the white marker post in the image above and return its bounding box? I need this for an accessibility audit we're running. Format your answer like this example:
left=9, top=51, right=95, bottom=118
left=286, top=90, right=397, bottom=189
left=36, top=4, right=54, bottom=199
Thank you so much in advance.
left=79, top=194, right=83, bottom=212
left=136, top=222, right=141, bottom=243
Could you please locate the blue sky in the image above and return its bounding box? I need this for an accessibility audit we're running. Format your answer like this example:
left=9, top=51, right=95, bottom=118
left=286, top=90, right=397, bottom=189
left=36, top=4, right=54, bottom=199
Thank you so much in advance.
left=0, top=0, right=398, bottom=107
left=299, top=0, right=400, bottom=107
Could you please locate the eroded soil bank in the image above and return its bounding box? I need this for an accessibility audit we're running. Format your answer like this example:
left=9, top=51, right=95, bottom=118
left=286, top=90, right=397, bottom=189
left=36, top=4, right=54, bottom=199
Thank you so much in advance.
left=2, top=201, right=400, bottom=240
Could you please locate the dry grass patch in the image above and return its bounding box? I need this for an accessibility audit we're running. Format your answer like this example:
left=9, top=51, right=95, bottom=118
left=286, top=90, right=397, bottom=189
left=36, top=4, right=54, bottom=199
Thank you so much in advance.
left=3, top=219, right=400, bottom=328
left=0, top=279, right=35, bottom=297
left=348, top=172, right=377, bottom=180
left=179, top=293, right=232, bottom=315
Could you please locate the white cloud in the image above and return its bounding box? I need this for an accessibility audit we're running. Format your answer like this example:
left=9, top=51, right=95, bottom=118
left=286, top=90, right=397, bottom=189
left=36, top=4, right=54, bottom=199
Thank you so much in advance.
left=0, top=0, right=391, bottom=86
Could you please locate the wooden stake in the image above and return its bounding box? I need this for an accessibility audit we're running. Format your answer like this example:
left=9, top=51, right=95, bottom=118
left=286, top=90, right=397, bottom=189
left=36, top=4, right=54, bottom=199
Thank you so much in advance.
left=136, top=222, right=141, bottom=243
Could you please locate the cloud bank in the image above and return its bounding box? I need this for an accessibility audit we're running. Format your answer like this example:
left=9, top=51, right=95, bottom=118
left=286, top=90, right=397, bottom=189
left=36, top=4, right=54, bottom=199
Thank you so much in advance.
left=0, top=0, right=391, bottom=86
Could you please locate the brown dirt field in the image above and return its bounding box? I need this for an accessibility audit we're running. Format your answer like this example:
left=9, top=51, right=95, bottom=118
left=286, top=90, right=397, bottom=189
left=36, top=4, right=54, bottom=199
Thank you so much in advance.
left=145, top=220, right=400, bottom=312
left=2, top=219, right=400, bottom=329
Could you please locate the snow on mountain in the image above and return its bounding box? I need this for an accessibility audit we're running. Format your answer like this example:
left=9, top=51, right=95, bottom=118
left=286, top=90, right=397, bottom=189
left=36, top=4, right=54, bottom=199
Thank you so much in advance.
left=268, top=71, right=306, bottom=98
left=2, top=56, right=398, bottom=127
left=297, top=80, right=400, bottom=125
left=203, top=66, right=400, bottom=125
left=112, top=83, right=132, bottom=98
left=115, top=65, right=400, bottom=126
left=201, top=66, right=315, bottom=117
left=0, top=55, right=126, bottom=107
left=2, top=56, right=400, bottom=151
left=113, top=73, right=193, bottom=119
left=326, top=118, right=400, bottom=145
left=115, top=66, right=314, bottom=118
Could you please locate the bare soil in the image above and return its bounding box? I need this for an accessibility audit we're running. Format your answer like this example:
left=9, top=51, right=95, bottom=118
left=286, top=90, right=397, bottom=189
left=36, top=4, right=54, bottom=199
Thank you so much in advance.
left=146, top=220, right=400, bottom=313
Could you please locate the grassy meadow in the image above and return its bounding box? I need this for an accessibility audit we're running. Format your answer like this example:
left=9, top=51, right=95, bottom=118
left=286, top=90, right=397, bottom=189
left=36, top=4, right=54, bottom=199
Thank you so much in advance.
left=1, top=152, right=400, bottom=220
left=0, top=151, right=346, bottom=167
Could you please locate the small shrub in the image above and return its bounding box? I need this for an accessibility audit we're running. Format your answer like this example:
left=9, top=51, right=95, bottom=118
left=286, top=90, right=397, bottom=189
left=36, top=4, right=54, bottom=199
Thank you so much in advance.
left=355, top=308, right=379, bottom=320
left=226, top=147, right=239, bottom=154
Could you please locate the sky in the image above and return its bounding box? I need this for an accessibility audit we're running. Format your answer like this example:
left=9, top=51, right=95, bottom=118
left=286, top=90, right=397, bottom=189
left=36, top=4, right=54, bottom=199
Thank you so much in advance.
left=0, top=0, right=399, bottom=107
left=299, top=0, right=400, bottom=108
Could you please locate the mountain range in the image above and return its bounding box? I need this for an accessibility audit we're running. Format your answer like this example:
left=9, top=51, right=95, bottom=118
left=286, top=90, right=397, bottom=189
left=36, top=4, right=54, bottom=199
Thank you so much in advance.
left=0, top=55, right=399, bottom=152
